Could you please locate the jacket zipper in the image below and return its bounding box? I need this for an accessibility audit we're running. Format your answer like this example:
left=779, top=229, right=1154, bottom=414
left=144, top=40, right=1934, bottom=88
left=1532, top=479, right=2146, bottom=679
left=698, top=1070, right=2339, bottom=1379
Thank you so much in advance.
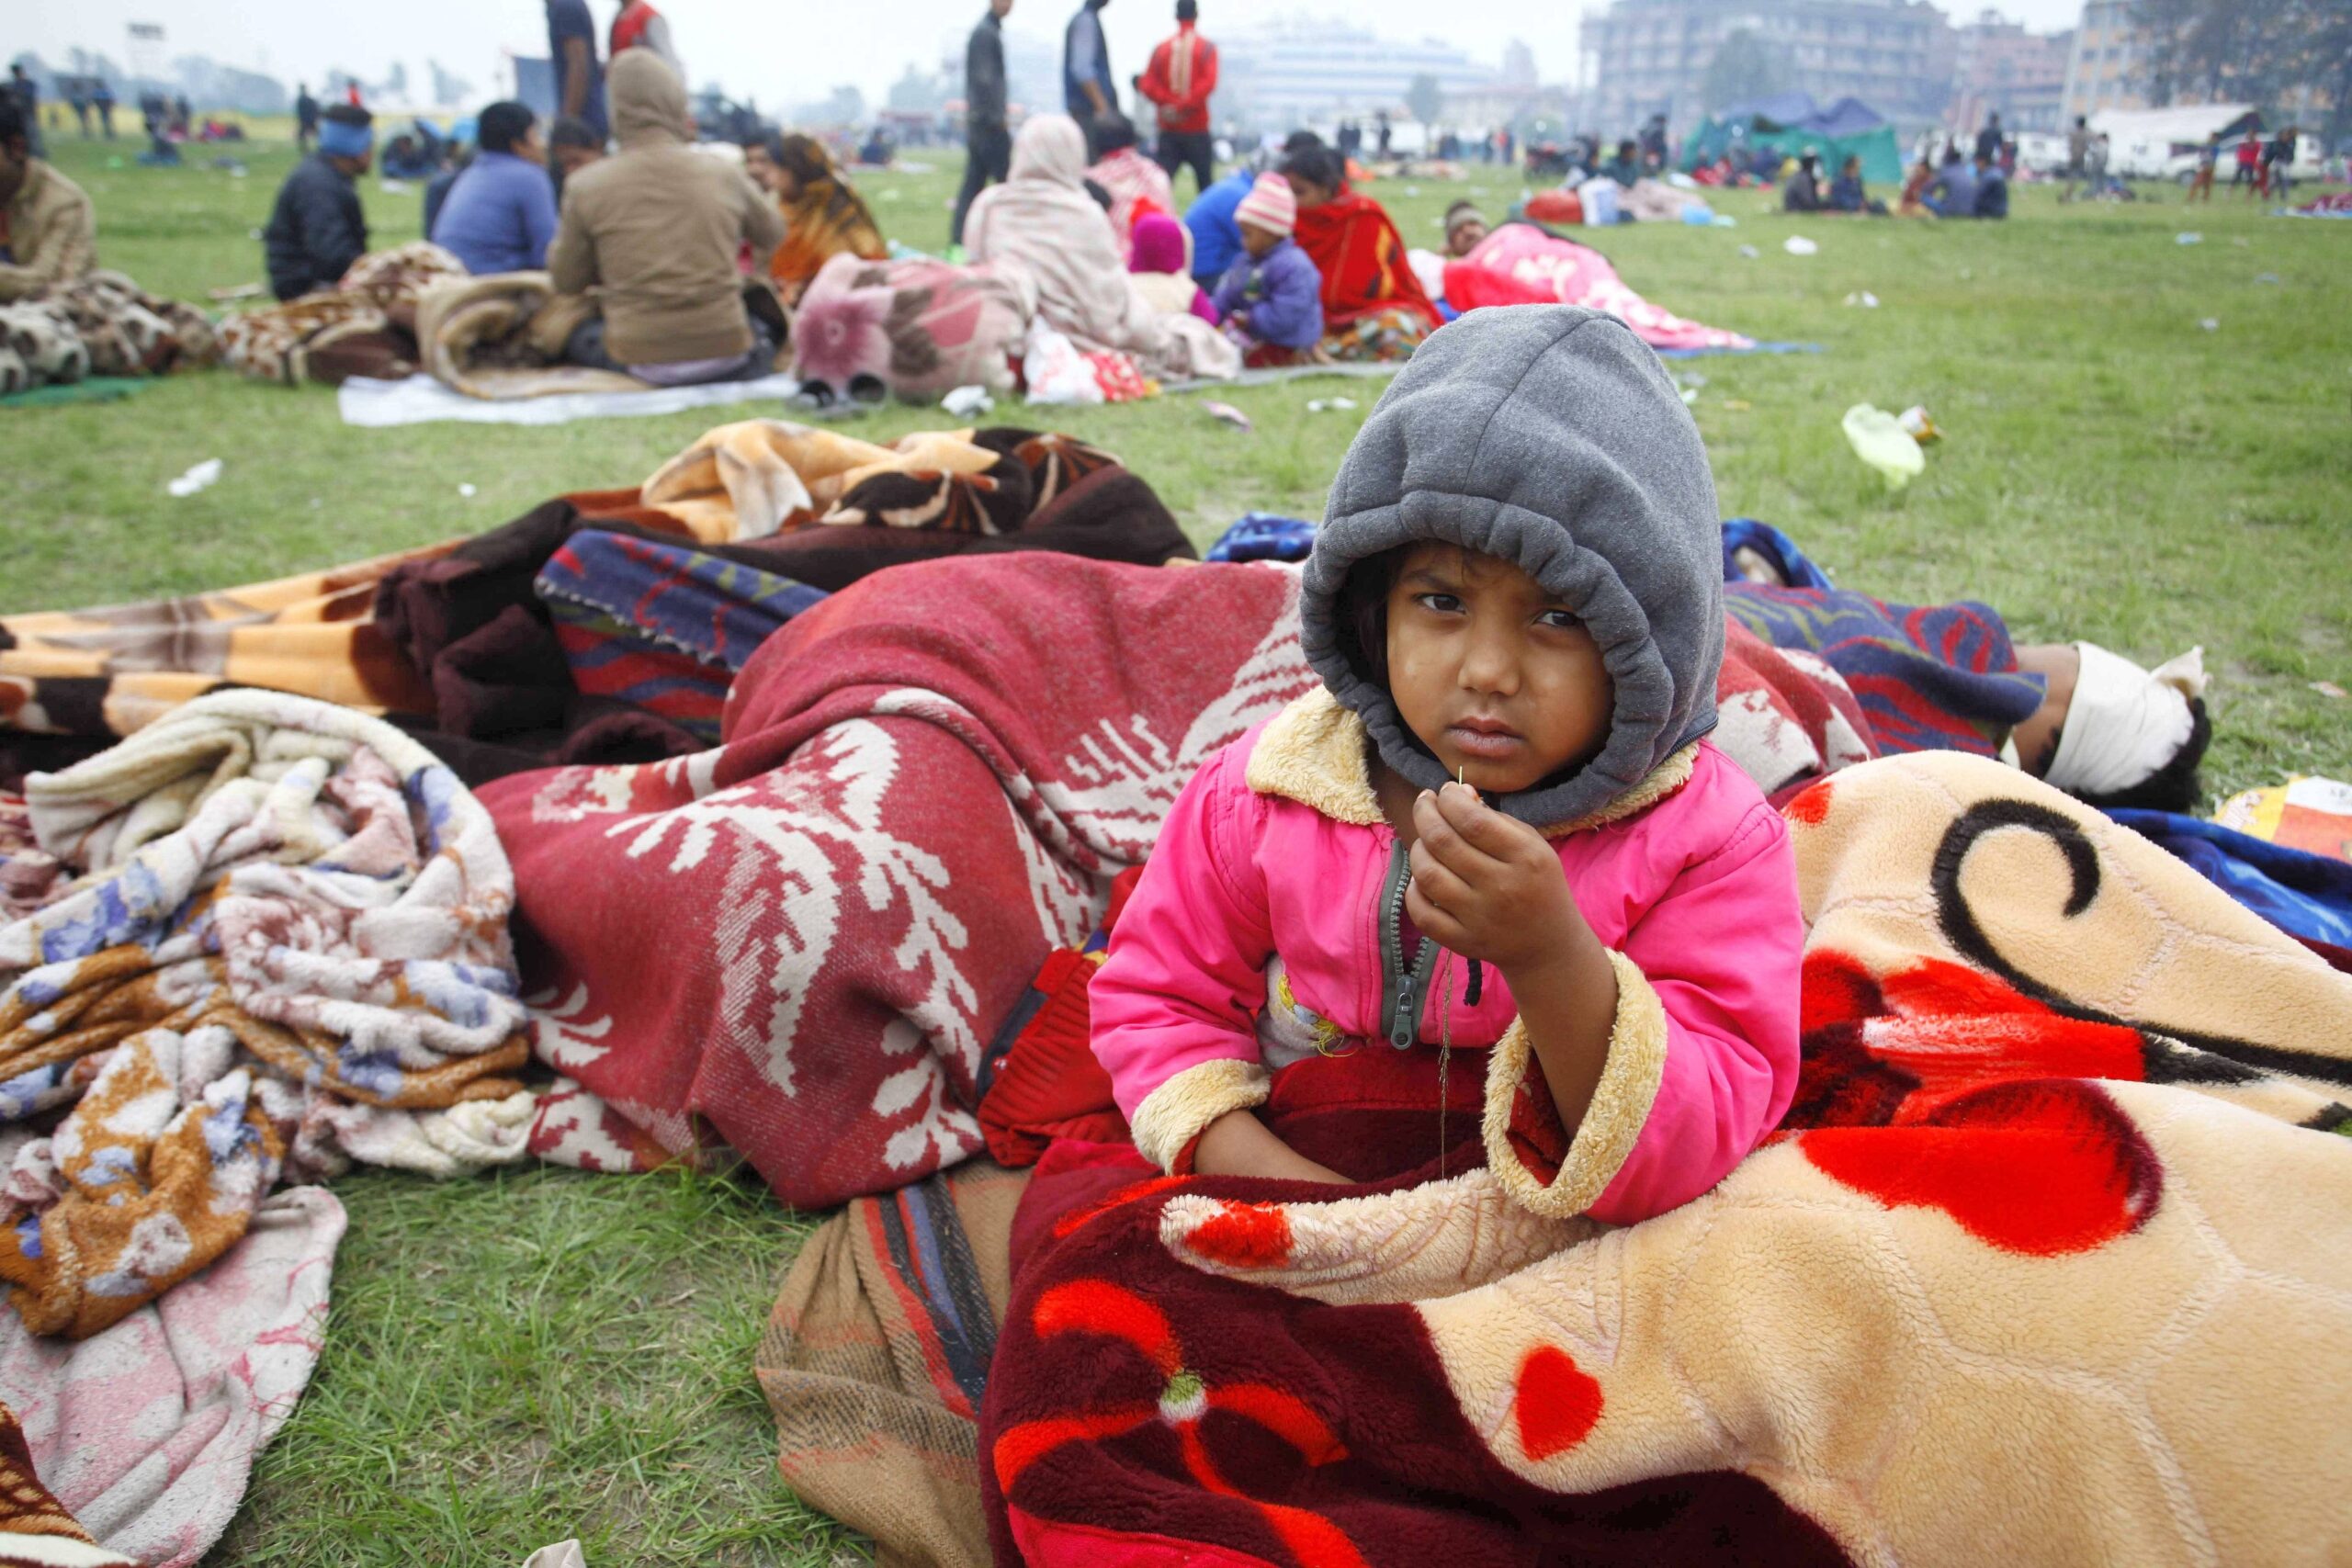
left=1378, top=840, right=1441, bottom=1050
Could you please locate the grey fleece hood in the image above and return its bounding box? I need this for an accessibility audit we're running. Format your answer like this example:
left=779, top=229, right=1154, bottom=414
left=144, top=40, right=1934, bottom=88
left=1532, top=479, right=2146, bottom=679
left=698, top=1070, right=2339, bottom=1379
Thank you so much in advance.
left=1301, top=305, right=1724, bottom=828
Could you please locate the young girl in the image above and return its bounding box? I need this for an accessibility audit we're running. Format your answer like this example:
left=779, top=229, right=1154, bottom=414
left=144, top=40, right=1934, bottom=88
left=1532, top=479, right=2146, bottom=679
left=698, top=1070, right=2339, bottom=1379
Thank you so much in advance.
left=1088, top=304, right=1803, bottom=1223
left=1209, top=173, right=1324, bottom=363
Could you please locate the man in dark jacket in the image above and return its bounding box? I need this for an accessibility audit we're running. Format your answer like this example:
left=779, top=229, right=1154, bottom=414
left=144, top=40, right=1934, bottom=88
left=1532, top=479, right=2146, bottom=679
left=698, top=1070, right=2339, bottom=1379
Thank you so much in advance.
left=1973, top=111, right=2002, bottom=164
left=1064, top=0, right=1115, bottom=155
left=263, top=104, right=371, bottom=299
left=295, top=84, right=321, bottom=152
left=951, top=0, right=1013, bottom=250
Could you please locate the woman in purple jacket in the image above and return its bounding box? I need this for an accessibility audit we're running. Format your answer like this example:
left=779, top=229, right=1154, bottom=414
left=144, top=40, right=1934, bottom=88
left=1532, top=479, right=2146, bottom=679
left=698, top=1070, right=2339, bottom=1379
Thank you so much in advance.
left=1210, top=173, right=1323, bottom=364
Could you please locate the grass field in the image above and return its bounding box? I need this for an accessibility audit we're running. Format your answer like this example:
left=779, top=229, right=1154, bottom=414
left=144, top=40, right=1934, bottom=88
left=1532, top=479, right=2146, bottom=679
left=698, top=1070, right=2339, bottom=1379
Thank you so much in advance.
left=7, top=131, right=2350, bottom=1565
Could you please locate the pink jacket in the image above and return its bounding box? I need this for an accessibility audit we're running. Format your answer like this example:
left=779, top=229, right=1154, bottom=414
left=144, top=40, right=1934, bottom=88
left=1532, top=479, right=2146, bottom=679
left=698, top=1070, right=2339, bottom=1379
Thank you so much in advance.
left=1091, top=688, right=1804, bottom=1224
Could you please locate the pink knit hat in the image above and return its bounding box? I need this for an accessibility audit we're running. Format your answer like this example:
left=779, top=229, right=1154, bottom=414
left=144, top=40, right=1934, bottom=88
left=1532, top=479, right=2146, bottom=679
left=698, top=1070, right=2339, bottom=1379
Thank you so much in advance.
left=1234, top=172, right=1297, bottom=238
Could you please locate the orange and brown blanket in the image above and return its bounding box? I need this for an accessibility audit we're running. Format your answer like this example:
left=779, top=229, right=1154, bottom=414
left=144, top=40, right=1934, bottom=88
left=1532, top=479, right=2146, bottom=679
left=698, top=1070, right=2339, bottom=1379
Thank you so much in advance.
left=965, top=751, right=2352, bottom=1567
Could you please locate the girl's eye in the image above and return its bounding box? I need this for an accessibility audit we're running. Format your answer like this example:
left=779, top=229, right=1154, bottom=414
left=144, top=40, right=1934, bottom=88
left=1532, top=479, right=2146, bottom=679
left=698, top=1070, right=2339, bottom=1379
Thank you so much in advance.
left=1415, top=592, right=1464, bottom=615
left=1537, top=609, right=1581, bottom=631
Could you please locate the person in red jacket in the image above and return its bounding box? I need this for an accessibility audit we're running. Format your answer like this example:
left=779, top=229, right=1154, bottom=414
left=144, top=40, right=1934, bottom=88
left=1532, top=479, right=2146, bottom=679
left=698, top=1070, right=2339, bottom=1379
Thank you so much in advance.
left=1136, top=0, right=1218, bottom=195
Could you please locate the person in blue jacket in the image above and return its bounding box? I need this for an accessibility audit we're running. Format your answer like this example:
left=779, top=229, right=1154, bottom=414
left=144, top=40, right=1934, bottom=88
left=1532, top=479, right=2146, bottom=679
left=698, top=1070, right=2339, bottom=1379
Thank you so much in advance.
left=429, top=102, right=560, bottom=273
left=1183, top=165, right=1253, bottom=288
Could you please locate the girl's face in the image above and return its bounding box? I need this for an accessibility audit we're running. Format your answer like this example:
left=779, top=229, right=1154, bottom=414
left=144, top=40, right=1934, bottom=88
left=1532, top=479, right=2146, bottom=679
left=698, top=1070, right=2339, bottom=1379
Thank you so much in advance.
left=1382, top=544, right=1612, bottom=795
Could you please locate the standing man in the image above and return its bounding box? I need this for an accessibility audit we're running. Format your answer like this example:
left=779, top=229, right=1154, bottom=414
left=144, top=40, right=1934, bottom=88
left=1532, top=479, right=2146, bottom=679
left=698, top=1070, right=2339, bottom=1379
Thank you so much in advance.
left=546, top=0, right=609, bottom=155
left=1136, top=0, right=1217, bottom=197
left=8, top=66, right=40, bottom=159
left=0, top=96, right=97, bottom=300
left=951, top=0, right=1013, bottom=254
left=295, top=83, right=320, bottom=152
left=1064, top=0, right=1115, bottom=157
left=67, top=80, right=90, bottom=139
left=1973, top=110, right=2001, bottom=164
left=262, top=103, right=371, bottom=299
left=2060, top=114, right=2087, bottom=201
left=609, top=0, right=685, bottom=78
left=1374, top=108, right=1391, bottom=158
left=2261, top=125, right=2294, bottom=200
left=2230, top=130, right=2261, bottom=196
left=91, top=79, right=115, bottom=140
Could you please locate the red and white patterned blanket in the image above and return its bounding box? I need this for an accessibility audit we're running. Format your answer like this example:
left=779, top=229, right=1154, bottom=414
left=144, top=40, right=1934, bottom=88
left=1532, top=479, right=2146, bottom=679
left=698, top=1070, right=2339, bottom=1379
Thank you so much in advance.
left=482, top=558, right=1317, bottom=1207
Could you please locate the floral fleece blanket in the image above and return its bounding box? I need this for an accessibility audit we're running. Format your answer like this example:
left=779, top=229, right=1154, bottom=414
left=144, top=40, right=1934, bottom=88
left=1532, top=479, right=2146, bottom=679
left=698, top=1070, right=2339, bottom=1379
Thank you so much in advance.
left=0, top=689, right=535, bottom=1337
left=977, top=752, right=2352, bottom=1567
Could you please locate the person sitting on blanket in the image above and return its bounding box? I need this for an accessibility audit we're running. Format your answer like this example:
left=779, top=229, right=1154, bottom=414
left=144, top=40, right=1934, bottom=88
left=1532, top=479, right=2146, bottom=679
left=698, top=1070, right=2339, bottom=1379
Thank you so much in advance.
left=1922, top=144, right=1979, bottom=220
left=1091, top=304, right=1803, bottom=1221
left=1827, top=153, right=1886, bottom=215
left=1283, top=143, right=1440, bottom=362
left=1781, top=151, right=1825, bottom=213
left=1126, top=211, right=1216, bottom=323
left=1208, top=173, right=1322, bottom=365
left=1442, top=199, right=1488, bottom=258
left=428, top=100, right=560, bottom=276
left=1084, top=113, right=1175, bottom=238
left=548, top=51, right=786, bottom=386
left=1972, top=149, right=2010, bottom=220
left=746, top=132, right=888, bottom=305
left=262, top=104, right=373, bottom=300
left=0, top=96, right=97, bottom=301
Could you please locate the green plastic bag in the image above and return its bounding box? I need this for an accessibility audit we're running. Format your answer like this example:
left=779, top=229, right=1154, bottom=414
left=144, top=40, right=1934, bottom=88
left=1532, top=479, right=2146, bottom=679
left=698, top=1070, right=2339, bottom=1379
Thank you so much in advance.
left=1842, top=403, right=1925, bottom=491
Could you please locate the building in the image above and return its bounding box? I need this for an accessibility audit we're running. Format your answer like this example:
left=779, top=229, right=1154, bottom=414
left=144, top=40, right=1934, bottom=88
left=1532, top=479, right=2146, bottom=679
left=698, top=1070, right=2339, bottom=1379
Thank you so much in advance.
left=1946, top=10, right=2073, bottom=132
left=1582, top=0, right=1951, bottom=136
left=2058, top=0, right=2154, bottom=119
left=1214, top=17, right=1498, bottom=131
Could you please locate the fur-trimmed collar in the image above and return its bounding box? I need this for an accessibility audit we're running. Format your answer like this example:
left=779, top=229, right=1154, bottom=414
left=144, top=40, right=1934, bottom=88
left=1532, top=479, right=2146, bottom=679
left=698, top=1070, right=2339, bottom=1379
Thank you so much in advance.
left=1243, top=688, right=1696, bottom=837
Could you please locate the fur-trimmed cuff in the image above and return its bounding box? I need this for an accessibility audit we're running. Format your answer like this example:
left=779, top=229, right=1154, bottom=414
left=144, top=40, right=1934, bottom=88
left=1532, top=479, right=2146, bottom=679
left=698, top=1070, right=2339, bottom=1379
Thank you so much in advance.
left=1481, top=949, right=1668, bottom=1217
left=1130, top=1058, right=1272, bottom=1172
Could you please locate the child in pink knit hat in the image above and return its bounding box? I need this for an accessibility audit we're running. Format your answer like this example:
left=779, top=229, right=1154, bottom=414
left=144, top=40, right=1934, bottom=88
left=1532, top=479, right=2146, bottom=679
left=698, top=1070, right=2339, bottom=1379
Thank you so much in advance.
left=1209, top=172, right=1325, bottom=362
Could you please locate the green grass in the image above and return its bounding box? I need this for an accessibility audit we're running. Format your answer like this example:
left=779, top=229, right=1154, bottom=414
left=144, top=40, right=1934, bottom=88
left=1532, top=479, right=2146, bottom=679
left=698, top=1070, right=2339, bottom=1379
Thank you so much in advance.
left=6, top=133, right=2348, bottom=1564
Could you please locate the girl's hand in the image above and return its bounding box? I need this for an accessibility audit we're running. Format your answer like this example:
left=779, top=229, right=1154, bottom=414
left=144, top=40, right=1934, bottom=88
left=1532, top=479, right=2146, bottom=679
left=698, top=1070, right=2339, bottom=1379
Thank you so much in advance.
left=1193, top=1109, right=1352, bottom=1184
left=1405, top=783, right=1589, bottom=977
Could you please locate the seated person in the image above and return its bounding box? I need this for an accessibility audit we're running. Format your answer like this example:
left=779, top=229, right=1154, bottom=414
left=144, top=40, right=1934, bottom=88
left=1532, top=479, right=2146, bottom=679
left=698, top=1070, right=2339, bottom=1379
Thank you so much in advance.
left=1781, top=151, right=1824, bottom=212
left=429, top=101, right=560, bottom=276
left=548, top=51, right=784, bottom=386
left=1896, top=152, right=1935, bottom=216
left=1182, top=165, right=1254, bottom=289
left=1972, top=152, right=2009, bottom=219
left=1922, top=146, right=1978, bottom=219
left=1084, top=114, right=1174, bottom=237
left=0, top=96, right=97, bottom=300
left=745, top=132, right=887, bottom=304
left=548, top=115, right=606, bottom=197
left=1283, top=145, right=1439, bottom=361
left=1128, top=212, right=1216, bottom=324
left=263, top=104, right=372, bottom=300
left=1442, top=199, right=1488, bottom=258
left=1210, top=173, right=1321, bottom=362
left=1827, top=154, right=1883, bottom=214
left=1600, top=138, right=1642, bottom=186
left=422, top=148, right=468, bottom=244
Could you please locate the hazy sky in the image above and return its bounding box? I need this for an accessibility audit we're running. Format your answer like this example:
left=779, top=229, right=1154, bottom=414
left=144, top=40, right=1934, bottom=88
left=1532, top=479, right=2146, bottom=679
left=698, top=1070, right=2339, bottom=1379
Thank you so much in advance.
left=21, top=0, right=2086, bottom=109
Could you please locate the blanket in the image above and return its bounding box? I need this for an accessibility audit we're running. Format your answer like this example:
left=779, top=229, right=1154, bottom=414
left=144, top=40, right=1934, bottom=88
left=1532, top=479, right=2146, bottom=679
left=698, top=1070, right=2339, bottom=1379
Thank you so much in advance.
left=336, top=368, right=809, bottom=428
left=791, top=254, right=1037, bottom=404
left=978, top=751, right=2352, bottom=1567
left=637, top=421, right=1009, bottom=544
left=756, top=1160, right=1028, bottom=1568
left=218, top=243, right=467, bottom=386
left=0, top=691, right=533, bottom=1331
left=538, top=530, right=829, bottom=745
left=0, top=1395, right=137, bottom=1566
left=0, top=1186, right=341, bottom=1566
left=1293, top=190, right=1440, bottom=334
left=481, top=557, right=1320, bottom=1205
left=0, top=541, right=449, bottom=745
left=0, top=271, right=217, bottom=396
left=1442, top=223, right=1753, bottom=353
left=410, top=271, right=789, bottom=401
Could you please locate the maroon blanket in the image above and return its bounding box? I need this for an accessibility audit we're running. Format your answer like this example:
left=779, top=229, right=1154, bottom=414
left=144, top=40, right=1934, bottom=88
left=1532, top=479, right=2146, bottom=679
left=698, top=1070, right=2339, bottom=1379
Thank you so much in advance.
left=480, top=557, right=1317, bottom=1207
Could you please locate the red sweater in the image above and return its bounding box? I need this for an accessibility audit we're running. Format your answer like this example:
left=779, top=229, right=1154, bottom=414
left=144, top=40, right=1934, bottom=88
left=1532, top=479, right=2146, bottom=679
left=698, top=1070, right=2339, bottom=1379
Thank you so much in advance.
left=1137, top=25, right=1217, bottom=134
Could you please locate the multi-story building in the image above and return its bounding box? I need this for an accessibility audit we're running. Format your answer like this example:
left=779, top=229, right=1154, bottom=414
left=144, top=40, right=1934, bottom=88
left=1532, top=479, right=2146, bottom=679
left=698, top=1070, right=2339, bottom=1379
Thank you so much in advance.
left=2058, top=0, right=2155, bottom=118
left=1214, top=18, right=1498, bottom=131
left=1582, top=0, right=1951, bottom=135
left=1946, top=9, right=2073, bottom=131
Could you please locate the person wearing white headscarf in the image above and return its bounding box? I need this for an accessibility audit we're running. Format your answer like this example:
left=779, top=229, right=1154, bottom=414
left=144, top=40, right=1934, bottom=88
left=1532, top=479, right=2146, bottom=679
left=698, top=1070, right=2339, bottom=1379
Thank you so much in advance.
left=965, top=113, right=1237, bottom=379
left=2012, top=642, right=2211, bottom=808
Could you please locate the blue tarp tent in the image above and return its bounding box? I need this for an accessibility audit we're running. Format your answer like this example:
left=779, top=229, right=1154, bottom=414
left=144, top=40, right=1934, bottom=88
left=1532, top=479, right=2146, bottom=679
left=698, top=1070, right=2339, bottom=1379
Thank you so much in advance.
left=1685, top=95, right=1904, bottom=184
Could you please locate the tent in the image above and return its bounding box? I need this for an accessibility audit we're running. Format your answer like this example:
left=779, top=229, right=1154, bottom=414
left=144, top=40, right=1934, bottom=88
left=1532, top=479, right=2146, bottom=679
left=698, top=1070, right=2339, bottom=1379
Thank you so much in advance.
left=1684, top=94, right=1905, bottom=184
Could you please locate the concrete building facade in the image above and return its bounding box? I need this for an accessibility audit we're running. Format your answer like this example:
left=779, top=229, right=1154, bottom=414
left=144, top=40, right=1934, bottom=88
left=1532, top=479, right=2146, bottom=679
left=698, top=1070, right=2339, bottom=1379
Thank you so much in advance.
left=1581, top=0, right=1951, bottom=134
left=1947, top=8, right=2074, bottom=131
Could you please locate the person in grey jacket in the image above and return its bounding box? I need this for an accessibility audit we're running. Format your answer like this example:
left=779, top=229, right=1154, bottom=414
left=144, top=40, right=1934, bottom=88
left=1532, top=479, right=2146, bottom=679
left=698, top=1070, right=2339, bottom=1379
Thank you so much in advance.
left=262, top=104, right=371, bottom=299
left=951, top=0, right=1013, bottom=249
